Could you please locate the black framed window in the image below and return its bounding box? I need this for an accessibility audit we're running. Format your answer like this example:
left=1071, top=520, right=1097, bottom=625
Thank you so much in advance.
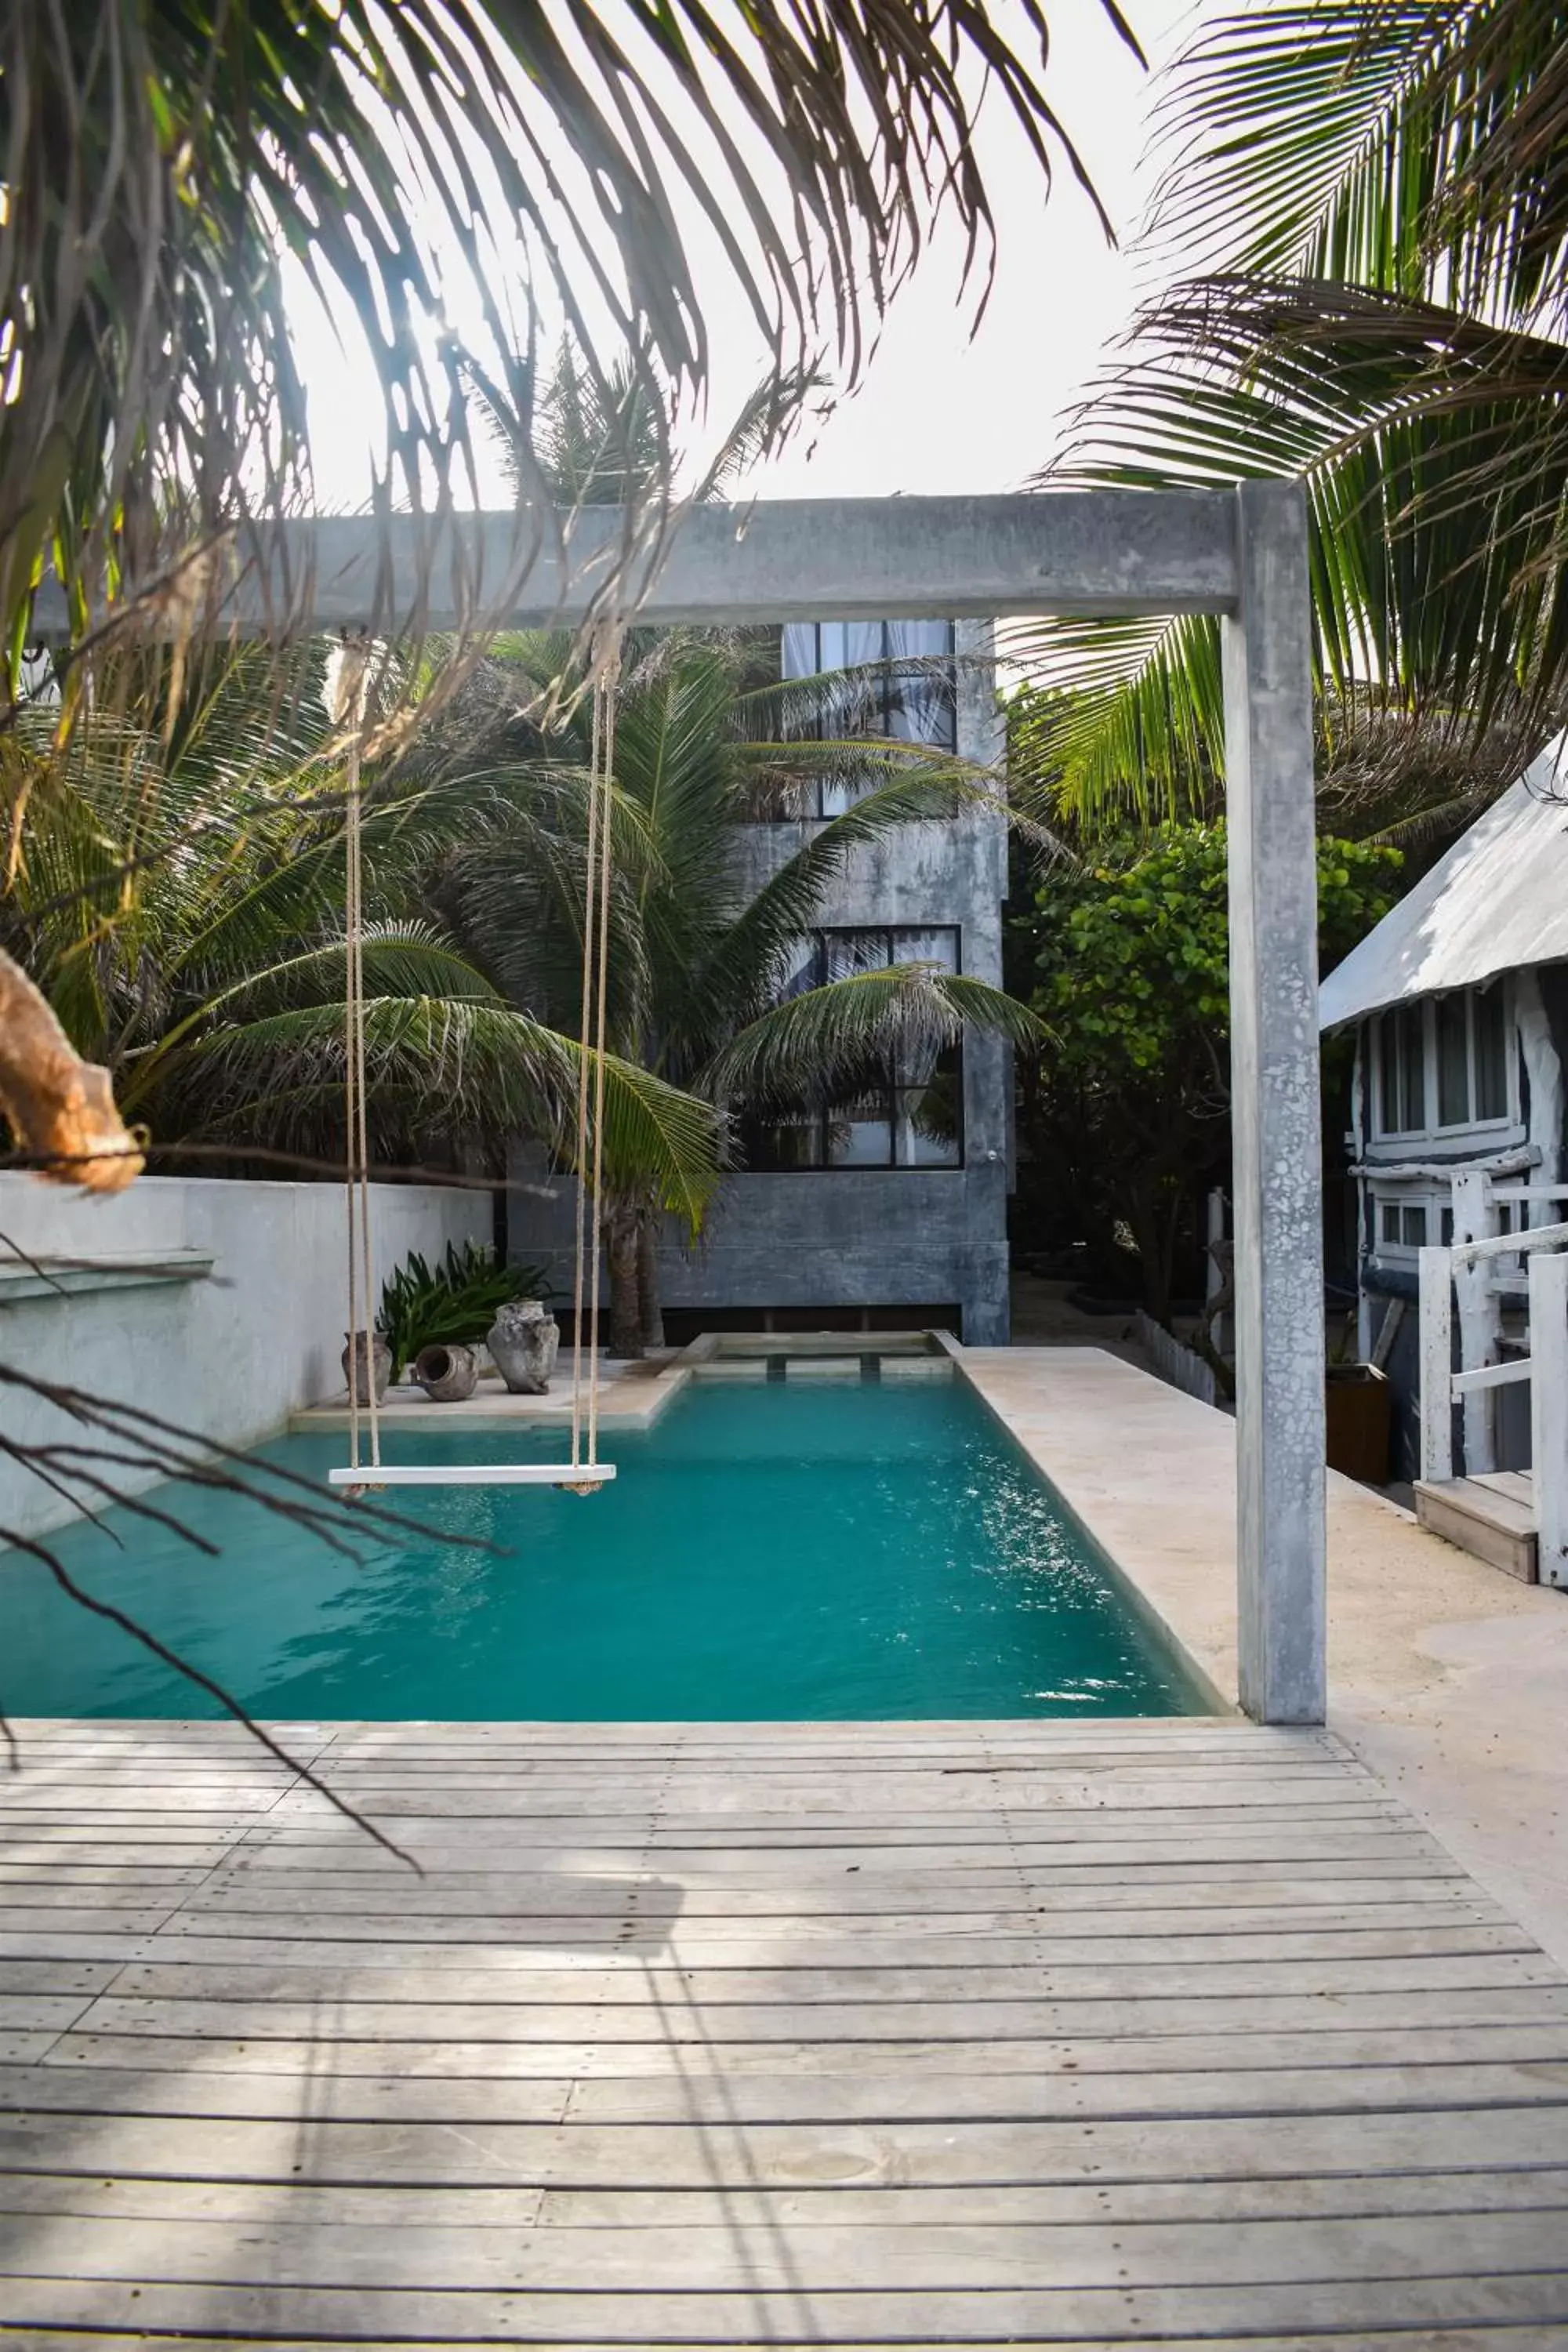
left=1372, top=985, right=1513, bottom=1138
left=768, top=621, right=957, bottom=818
left=1374, top=1004, right=1426, bottom=1134
left=741, top=927, right=964, bottom=1171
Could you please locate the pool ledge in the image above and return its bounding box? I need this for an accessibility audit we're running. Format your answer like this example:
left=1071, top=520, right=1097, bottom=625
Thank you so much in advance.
left=292, top=1357, right=694, bottom=1436
left=955, top=1344, right=1568, bottom=1970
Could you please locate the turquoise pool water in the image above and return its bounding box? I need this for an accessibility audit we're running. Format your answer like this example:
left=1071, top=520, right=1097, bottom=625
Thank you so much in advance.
left=5, top=1381, right=1201, bottom=1719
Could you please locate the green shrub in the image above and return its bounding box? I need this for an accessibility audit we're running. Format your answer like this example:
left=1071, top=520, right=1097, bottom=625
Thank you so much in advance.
left=379, top=1242, right=550, bottom=1383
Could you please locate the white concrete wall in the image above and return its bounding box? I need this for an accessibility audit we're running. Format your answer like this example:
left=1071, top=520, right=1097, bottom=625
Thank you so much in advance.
left=0, top=1175, right=490, bottom=1542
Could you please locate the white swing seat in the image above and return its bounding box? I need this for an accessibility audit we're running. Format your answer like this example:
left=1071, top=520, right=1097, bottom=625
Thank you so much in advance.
left=328, top=1463, right=615, bottom=1490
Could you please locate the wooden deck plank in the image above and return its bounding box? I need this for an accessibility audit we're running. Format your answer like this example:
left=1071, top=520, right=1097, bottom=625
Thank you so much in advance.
left=64, top=1994, right=1568, bottom=2057
left=85, top=1923, right=1547, bottom=1984
left=9, top=2013, right=1568, bottom=2070
left=45, top=2034, right=1568, bottom=2099
left=2, top=1715, right=1563, bottom=2348
left=4, top=2205, right=1568, bottom=2292
left=8, top=2100, right=1568, bottom=2183
left=0, top=1921, right=1532, bottom=1972
left=222, top=1837, right=1453, bottom=1874
left=5, top=2269, right=1568, bottom=2338
left=259, top=1800, right=1407, bottom=1829
left=210, top=1849, right=1471, bottom=1880
left=9, top=2056, right=1568, bottom=2134
left=180, top=1871, right=1488, bottom=1912
left=7, top=2335, right=1568, bottom=2352
left=5, top=2169, right=1568, bottom=2230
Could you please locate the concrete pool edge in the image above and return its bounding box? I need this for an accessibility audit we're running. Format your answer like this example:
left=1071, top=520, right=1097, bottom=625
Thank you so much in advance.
left=952, top=1344, right=1568, bottom=1971
left=292, top=1360, right=695, bottom=1436
left=292, top=1329, right=961, bottom=1436
left=945, top=1341, right=1234, bottom=1719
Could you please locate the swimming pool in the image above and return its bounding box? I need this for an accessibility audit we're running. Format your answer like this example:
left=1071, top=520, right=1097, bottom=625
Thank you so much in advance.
left=5, top=1381, right=1203, bottom=1719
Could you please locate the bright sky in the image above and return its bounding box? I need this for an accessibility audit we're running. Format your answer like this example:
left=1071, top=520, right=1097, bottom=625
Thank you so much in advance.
left=724, top=0, right=1200, bottom=500
left=294, top=0, right=1200, bottom=510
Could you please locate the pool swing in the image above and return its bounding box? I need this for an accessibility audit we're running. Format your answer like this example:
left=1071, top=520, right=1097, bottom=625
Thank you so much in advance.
left=330, top=632, right=619, bottom=1497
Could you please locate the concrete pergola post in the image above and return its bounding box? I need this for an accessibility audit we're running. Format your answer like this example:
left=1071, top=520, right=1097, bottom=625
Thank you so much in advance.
left=1221, top=482, right=1326, bottom=1724
left=35, top=483, right=1327, bottom=1723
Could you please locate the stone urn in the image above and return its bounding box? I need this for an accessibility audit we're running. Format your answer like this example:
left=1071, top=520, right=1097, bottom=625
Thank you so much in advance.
left=413, top=1341, right=479, bottom=1403
left=343, top=1330, right=391, bottom=1406
left=488, top=1298, right=560, bottom=1395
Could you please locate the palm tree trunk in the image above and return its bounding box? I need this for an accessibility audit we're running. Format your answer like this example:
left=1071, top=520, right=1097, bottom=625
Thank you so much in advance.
left=1124, top=1176, right=1174, bottom=1327
left=637, top=1210, right=665, bottom=1352
left=603, top=1196, right=644, bottom=1359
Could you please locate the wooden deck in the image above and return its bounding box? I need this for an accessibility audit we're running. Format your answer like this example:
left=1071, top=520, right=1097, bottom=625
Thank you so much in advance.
left=2, top=1715, right=1568, bottom=2346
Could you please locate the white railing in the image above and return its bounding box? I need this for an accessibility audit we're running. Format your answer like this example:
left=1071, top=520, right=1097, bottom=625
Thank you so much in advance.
left=1418, top=1172, right=1568, bottom=1586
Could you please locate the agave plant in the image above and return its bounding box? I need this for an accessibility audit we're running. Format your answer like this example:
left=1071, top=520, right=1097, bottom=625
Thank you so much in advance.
left=378, top=1243, right=550, bottom=1385
left=1011, top=0, right=1568, bottom=831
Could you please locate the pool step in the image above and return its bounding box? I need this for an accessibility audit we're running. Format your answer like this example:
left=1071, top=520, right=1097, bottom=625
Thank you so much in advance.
left=691, top=1352, right=951, bottom=1384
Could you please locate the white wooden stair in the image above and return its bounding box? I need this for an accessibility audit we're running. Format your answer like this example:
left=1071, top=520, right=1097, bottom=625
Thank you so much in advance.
left=1414, top=1470, right=1537, bottom=1581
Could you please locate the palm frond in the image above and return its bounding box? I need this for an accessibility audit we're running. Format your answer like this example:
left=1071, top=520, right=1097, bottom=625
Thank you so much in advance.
left=701, top=757, right=1032, bottom=1038
left=186, top=996, right=722, bottom=1227
left=710, top=967, right=1047, bottom=1108
left=1142, top=2, right=1465, bottom=287
left=1014, top=272, right=1568, bottom=818
left=3, top=1, right=1131, bottom=694
left=182, top=927, right=498, bottom=1021
left=1140, top=0, right=1568, bottom=321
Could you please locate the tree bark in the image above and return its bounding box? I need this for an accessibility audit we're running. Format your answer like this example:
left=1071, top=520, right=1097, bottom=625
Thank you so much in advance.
left=1123, top=1175, right=1174, bottom=1327
left=637, top=1210, right=665, bottom=1351
left=0, top=948, right=143, bottom=1192
left=603, top=1195, right=644, bottom=1359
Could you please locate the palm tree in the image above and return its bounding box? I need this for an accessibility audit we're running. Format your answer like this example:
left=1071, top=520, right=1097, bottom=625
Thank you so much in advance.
left=1012, top=0, right=1568, bottom=829
left=437, top=631, right=1044, bottom=1354
left=1, top=650, right=724, bottom=1223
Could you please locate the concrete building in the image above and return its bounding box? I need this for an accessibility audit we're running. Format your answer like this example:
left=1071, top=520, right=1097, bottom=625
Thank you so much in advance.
left=512, top=616, right=1011, bottom=1343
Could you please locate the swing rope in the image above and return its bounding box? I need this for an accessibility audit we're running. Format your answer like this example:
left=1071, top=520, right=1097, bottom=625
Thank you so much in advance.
left=569, top=624, right=622, bottom=1481
left=337, top=637, right=381, bottom=1484
left=335, top=627, right=620, bottom=1497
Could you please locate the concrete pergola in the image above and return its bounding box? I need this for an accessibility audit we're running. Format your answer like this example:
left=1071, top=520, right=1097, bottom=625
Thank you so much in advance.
left=67, top=481, right=1327, bottom=1724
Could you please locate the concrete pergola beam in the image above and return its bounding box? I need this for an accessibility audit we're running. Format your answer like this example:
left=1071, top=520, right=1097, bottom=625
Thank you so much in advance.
left=32, top=492, right=1242, bottom=639
left=39, top=483, right=1326, bottom=1725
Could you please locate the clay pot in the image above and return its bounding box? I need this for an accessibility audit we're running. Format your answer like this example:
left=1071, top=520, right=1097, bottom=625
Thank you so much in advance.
left=413, top=1341, right=479, bottom=1403
left=488, top=1298, right=560, bottom=1394
left=343, top=1330, right=392, bottom=1406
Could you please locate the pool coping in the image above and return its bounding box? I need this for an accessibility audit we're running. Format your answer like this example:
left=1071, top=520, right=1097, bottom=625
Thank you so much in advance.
left=292, top=1361, right=696, bottom=1435
left=945, top=1340, right=1232, bottom=1719
left=292, top=1328, right=958, bottom=1432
